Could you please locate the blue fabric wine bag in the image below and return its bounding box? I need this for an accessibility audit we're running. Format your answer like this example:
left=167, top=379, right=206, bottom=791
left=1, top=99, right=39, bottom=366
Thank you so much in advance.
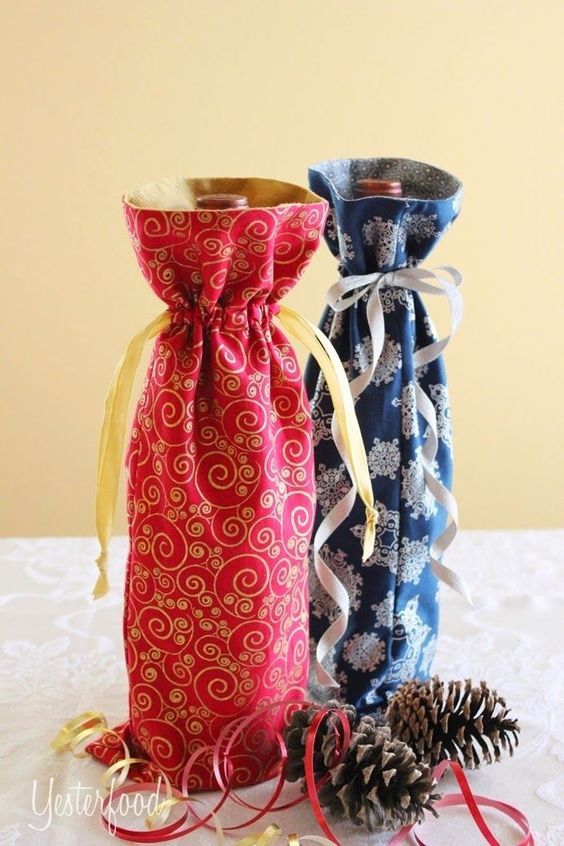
left=306, top=158, right=466, bottom=715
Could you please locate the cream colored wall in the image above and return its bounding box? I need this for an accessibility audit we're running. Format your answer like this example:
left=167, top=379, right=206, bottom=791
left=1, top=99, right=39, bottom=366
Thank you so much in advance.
left=1, top=1, right=563, bottom=536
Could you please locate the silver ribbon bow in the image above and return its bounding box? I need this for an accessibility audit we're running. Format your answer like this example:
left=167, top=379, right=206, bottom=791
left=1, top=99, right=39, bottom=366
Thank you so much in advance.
left=314, top=265, right=472, bottom=687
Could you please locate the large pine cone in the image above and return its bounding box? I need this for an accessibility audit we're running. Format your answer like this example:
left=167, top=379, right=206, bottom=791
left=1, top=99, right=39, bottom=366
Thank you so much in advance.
left=284, top=700, right=357, bottom=783
left=386, top=676, right=520, bottom=769
left=318, top=718, right=438, bottom=832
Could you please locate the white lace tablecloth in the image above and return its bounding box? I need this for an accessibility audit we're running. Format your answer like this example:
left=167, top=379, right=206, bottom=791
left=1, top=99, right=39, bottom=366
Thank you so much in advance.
left=0, top=531, right=563, bottom=845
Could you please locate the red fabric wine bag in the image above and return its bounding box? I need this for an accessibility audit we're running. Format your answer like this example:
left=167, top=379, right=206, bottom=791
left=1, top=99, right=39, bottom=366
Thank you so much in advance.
left=84, top=177, right=375, bottom=790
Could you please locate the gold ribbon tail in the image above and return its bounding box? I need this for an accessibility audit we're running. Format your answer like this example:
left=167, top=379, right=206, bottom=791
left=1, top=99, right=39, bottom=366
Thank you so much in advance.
left=92, top=310, right=172, bottom=599
left=277, top=305, right=376, bottom=552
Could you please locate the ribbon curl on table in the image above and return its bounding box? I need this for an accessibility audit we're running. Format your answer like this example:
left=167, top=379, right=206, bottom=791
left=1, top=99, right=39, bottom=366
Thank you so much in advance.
left=91, top=304, right=376, bottom=599
left=52, top=705, right=533, bottom=845
left=314, top=265, right=472, bottom=688
left=389, top=760, right=534, bottom=846
left=53, top=702, right=349, bottom=845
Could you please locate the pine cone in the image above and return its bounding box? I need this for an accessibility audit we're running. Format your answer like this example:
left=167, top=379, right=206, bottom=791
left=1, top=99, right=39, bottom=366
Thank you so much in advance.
left=386, top=676, right=520, bottom=769
left=318, top=719, right=439, bottom=832
left=284, top=700, right=357, bottom=782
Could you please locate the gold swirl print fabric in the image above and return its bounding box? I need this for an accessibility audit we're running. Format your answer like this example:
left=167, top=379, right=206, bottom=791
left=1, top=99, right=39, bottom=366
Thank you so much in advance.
left=86, top=178, right=329, bottom=789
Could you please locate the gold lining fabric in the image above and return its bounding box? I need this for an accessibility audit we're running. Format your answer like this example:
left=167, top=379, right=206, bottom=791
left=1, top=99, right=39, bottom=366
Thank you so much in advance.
left=125, top=176, right=321, bottom=211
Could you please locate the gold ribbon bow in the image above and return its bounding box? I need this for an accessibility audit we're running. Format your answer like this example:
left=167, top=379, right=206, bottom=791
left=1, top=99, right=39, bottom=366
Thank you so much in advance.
left=92, top=305, right=376, bottom=599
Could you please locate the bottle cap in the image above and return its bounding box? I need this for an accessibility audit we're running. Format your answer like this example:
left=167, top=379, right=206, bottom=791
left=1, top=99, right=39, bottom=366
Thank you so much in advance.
left=354, top=178, right=403, bottom=198
left=196, top=193, right=249, bottom=209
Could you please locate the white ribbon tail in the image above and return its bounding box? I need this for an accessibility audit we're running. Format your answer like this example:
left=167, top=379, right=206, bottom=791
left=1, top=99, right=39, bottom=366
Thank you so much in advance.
left=415, top=383, right=473, bottom=605
left=411, top=268, right=470, bottom=605
left=313, top=488, right=356, bottom=687
left=313, top=391, right=363, bottom=686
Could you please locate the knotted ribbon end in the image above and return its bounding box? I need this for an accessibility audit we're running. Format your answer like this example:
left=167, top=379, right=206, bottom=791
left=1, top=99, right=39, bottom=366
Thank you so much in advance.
left=362, top=505, right=378, bottom=562
left=92, top=551, right=110, bottom=600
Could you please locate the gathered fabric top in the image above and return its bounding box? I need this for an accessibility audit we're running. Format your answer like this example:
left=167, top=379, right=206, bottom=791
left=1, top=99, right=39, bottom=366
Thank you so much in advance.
left=123, top=177, right=328, bottom=310
left=308, top=157, right=463, bottom=274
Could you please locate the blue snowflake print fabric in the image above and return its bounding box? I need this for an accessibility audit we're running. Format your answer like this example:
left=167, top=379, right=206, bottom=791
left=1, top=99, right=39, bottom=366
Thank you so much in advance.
left=306, top=158, right=463, bottom=716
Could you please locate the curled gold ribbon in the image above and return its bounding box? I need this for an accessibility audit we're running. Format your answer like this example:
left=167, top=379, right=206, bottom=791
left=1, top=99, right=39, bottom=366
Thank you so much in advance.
left=51, top=711, right=108, bottom=756
left=236, top=824, right=282, bottom=846
left=52, top=711, right=175, bottom=827
left=99, top=753, right=156, bottom=793
left=51, top=711, right=148, bottom=793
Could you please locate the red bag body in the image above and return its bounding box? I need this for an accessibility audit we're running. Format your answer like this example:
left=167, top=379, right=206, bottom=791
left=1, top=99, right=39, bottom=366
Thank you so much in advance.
left=86, top=178, right=328, bottom=789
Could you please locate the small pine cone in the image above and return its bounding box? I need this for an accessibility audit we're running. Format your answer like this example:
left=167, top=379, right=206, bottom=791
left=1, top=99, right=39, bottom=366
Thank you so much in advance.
left=386, top=676, right=520, bottom=770
left=318, top=722, right=439, bottom=832
left=284, top=700, right=357, bottom=783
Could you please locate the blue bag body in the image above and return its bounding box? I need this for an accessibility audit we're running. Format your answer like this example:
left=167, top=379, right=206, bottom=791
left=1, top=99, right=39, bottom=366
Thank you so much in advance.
left=306, top=158, right=463, bottom=715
